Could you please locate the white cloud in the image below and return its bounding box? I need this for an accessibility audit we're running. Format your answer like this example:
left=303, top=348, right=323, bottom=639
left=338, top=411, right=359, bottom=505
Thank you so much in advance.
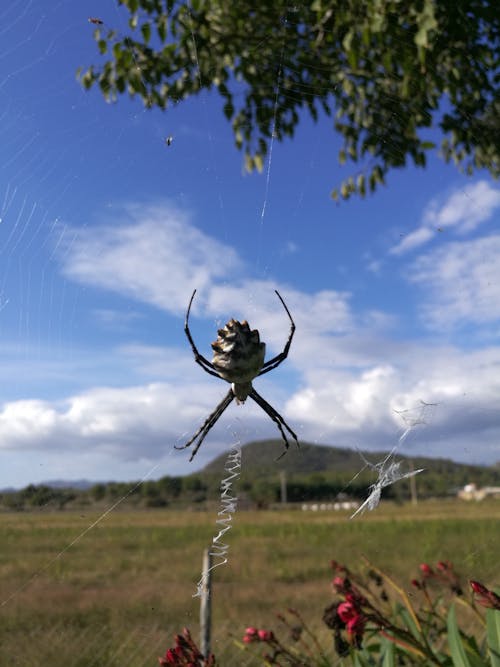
left=408, top=234, right=500, bottom=329
left=59, top=202, right=242, bottom=314
left=0, top=380, right=221, bottom=458
left=390, top=180, right=500, bottom=255
left=287, top=343, right=500, bottom=464
left=2, top=334, right=499, bottom=479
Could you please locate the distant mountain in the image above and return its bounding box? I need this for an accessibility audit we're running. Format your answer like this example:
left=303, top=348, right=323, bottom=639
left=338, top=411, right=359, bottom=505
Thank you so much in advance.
left=31, top=479, right=96, bottom=491
left=201, top=439, right=496, bottom=478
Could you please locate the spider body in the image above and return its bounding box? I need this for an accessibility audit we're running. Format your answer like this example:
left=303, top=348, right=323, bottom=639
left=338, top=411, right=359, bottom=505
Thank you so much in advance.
left=211, top=319, right=265, bottom=401
left=176, top=290, right=299, bottom=461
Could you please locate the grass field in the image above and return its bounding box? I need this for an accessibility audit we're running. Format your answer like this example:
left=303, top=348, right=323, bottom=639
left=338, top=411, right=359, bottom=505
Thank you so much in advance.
left=0, top=500, right=499, bottom=666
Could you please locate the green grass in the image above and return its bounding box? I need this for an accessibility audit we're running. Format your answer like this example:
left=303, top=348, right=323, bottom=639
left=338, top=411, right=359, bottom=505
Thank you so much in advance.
left=0, top=500, right=499, bottom=666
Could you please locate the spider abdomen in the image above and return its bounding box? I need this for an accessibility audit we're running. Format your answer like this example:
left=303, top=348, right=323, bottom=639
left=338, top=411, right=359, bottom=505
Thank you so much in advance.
left=211, top=319, right=266, bottom=386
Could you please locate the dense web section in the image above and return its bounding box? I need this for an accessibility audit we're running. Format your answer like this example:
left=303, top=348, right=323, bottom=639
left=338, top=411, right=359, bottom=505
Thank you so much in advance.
left=0, top=1, right=499, bottom=664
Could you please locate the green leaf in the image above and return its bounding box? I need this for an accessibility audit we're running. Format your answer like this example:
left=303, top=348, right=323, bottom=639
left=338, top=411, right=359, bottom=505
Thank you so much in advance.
left=382, top=635, right=396, bottom=667
left=487, top=608, right=500, bottom=667
left=141, top=22, right=151, bottom=43
left=157, top=16, right=167, bottom=42
left=253, top=153, right=264, bottom=172
left=357, top=173, right=366, bottom=197
left=223, top=101, right=234, bottom=120
left=448, top=605, right=472, bottom=667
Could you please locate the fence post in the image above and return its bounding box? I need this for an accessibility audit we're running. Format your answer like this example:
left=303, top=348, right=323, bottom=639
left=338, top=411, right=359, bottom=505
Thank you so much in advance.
left=200, top=547, right=212, bottom=658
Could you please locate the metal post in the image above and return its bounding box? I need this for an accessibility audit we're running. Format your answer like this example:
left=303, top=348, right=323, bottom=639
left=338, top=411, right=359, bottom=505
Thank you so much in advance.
left=200, top=547, right=212, bottom=658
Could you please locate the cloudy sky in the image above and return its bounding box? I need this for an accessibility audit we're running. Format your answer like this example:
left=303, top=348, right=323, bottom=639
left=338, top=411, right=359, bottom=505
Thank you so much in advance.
left=1, top=1, right=499, bottom=488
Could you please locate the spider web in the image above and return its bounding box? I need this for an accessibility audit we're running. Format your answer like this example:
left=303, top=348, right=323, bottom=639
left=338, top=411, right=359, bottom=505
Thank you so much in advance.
left=0, top=1, right=499, bottom=664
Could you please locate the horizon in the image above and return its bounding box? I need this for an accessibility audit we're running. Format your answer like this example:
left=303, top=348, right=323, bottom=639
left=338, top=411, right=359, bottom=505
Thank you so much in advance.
left=2, top=438, right=498, bottom=492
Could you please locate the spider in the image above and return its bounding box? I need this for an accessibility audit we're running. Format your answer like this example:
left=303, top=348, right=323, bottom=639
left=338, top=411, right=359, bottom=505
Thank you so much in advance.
left=175, top=289, right=299, bottom=461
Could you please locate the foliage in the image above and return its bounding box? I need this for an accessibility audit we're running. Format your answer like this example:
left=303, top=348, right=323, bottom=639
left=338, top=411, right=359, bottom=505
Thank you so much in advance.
left=79, top=1, right=499, bottom=200
left=235, top=559, right=500, bottom=665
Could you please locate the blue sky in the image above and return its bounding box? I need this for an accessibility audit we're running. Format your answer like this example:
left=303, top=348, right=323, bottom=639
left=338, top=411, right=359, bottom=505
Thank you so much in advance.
left=1, top=1, right=500, bottom=488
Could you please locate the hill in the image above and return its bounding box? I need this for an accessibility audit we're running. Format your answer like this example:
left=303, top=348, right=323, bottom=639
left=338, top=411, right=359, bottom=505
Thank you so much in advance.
left=202, top=439, right=490, bottom=480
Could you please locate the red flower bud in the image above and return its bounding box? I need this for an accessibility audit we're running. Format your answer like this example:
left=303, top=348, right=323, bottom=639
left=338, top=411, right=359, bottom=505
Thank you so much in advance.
left=470, top=580, right=489, bottom=595
left=437, top=560, right=451, bottom=572
left=419, top=563, right=433, bottom=576
left=470, top=580, right=500, bottom=610
left=332, top=576, right=346, bottom=592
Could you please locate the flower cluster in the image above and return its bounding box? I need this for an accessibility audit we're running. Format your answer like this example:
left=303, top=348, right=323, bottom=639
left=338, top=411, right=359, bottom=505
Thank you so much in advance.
left=323, top=559, right=394, bottom=654
left=158, top=628, right=216, bottom=666
left=241, top=609, right=328, bottom=666
left=161, top=558, right=499, bottom=666
left=243, top=627, right=275, bottom=644
left=411, top=559, right=463, bottom=596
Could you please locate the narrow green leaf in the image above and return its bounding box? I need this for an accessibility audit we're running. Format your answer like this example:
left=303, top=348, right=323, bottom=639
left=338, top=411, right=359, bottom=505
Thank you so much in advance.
left=244, top=154, right=254, bottom=172
left=448, top=605, right=472, bottom=667
left=157, top=17, right=167, bottom=42
left=382, top=635, right=396, bottom=667
left=487, top=608, right=500, bottom=667
left=223, top=101, right=234, bottom=120
left=253, top=153, right=264, bottom=172
left=141, top=22, right=151, bottom=43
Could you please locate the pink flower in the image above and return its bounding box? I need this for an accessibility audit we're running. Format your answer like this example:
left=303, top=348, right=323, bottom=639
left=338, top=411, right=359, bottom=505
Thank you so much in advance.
left=346, top=614, right=366, bottom=637
left=337, top=601, right=357, bottom=623
left=245, top=627, right=258, bottom=637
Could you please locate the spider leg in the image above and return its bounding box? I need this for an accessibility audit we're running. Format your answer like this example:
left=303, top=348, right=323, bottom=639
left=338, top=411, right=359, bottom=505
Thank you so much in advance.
left=258, top=290, right=296, bottom=377
left=184, top=289, right=221, bottom=380
left=175, top=389, right=234, bottom=462
left=249, top=388, right=299, bottom=459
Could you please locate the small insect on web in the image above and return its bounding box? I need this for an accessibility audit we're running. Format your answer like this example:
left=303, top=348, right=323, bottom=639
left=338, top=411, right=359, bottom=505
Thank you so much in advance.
left=175, top=289, right=299, bottom=461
